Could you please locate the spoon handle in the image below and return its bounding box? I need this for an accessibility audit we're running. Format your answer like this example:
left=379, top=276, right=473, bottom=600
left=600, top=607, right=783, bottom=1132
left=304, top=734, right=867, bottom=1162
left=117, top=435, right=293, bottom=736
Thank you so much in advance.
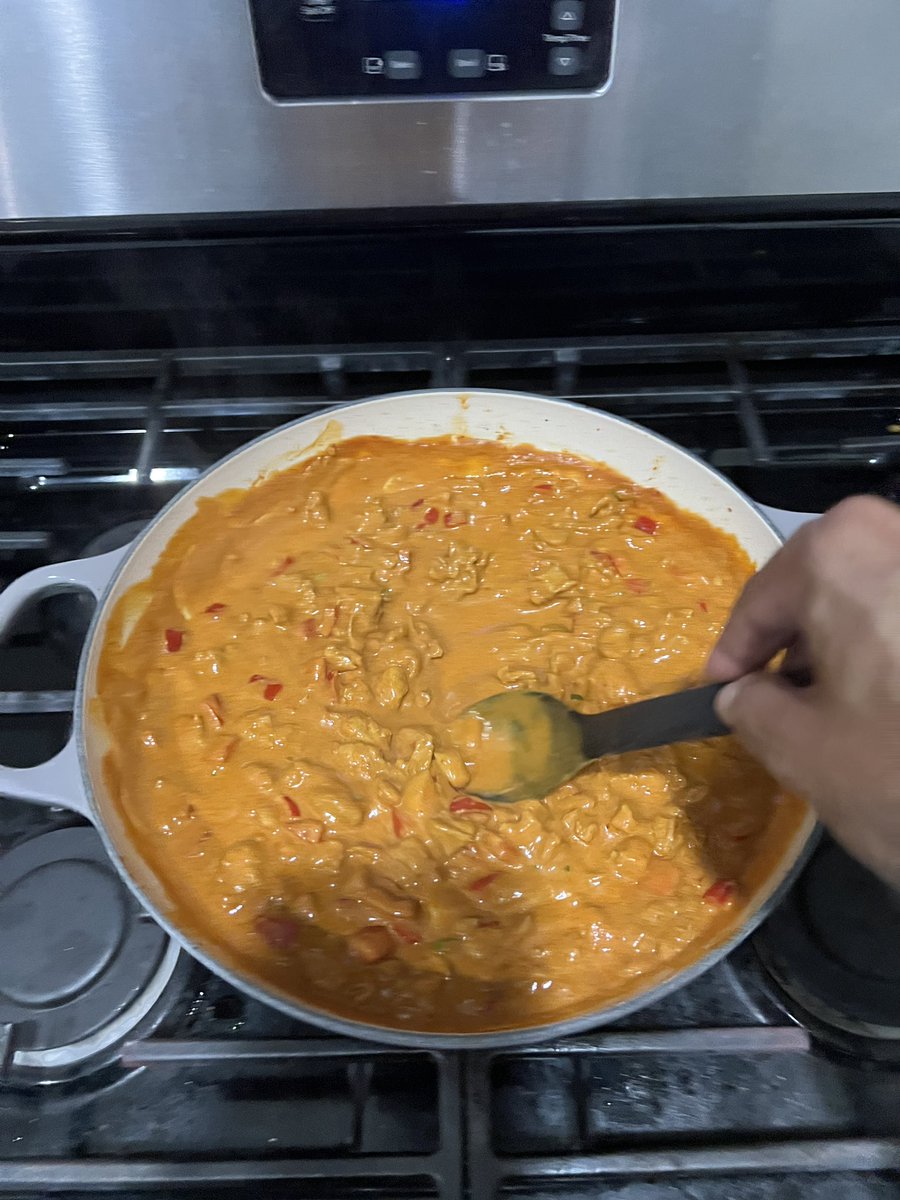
left=576, top=683, right=729, bottom=761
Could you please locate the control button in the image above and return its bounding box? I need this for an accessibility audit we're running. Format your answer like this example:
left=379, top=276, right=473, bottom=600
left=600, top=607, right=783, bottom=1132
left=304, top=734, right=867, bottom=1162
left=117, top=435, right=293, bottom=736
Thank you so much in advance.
left=548, top=45, right=583, bottom=75
left=448, top=49, right=486, bottom=79
left=550, top=1, right=585, bottom=32
left=385, top=50, right=422, bottom=80
left=362, top=56, right=385, bottom=75
left=486, top=53, right=509, bottom=72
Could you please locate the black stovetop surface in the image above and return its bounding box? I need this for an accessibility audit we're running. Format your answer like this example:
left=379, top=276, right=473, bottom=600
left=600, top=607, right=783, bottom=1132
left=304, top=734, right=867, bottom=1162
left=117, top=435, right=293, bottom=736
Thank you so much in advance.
left=2, top=220, right=900, bottom=1196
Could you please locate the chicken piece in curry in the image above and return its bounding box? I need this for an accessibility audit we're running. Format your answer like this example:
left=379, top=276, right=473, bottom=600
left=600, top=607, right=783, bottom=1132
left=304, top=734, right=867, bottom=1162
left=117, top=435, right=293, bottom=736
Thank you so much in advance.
left=97, top=437, right=808, bottom=1033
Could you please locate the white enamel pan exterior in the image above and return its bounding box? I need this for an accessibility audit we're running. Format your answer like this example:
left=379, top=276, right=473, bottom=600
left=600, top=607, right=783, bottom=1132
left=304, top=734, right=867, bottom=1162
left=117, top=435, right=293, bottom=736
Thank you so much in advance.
left=0, top=391, right=819, bottom=1048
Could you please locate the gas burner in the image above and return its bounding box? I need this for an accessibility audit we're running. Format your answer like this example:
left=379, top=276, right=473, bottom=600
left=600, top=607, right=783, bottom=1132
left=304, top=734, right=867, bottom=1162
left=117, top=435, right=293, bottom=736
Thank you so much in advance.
left=754, top=836, right=900, bottom=1059
left=0, top=826, right=187, bottom=1082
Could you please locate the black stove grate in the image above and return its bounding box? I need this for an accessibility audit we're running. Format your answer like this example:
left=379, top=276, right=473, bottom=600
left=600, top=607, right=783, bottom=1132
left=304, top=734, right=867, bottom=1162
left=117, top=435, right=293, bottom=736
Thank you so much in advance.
left=3, top=324, right=900, bottom=1197
left=3, top=947, right=900, bottom=1197
left=0, top=325, right=900, bottom=582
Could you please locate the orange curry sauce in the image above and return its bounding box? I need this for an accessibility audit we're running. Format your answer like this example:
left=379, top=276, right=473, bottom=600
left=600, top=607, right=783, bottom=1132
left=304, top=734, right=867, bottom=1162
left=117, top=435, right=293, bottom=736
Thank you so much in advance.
left=96, top=437, right=808, bottom=1033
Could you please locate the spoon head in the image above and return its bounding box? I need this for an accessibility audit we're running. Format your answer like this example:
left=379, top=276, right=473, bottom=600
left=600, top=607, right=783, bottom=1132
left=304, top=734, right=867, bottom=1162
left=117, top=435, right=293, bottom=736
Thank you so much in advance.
left=460, top=691, right=587, bottom=803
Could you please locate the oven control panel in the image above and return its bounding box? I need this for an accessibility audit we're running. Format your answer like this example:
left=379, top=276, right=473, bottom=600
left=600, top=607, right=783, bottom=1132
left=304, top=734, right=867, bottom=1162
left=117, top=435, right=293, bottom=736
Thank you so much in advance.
left=249, top=0, right=615, bottom=99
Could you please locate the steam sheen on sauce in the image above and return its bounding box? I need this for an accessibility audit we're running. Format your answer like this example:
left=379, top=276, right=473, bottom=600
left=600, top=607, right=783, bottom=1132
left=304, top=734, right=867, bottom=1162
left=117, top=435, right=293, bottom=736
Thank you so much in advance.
left=96, top=437, right=808, bottom=1033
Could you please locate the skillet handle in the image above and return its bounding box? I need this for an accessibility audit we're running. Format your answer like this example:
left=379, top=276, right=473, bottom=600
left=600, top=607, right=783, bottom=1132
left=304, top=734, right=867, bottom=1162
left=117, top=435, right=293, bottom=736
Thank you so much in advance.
left=757, top=505, right=818, bottom=542
left=0, top=547, right=128, bottom=819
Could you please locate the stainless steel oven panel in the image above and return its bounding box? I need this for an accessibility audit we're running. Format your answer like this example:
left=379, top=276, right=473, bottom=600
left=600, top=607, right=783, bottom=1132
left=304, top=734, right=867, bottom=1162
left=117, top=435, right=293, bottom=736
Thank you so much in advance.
left=1, top=0, right=900, bottom=221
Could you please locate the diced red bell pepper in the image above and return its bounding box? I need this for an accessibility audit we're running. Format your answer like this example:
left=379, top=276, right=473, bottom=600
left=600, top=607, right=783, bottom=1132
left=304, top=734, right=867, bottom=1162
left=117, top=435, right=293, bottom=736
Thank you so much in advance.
left=703, top=879, right=736, bottom=905
left=450, top=796, right=492, bottom=815
left=634, top=515, right=659, bottom=534
left=204, top=603, right=227, bottom=614
left=263, top=682, right=283, bottom=701
left=164, top=628, right=183, bottom=653
left=282, top=795, right=301, bottom=819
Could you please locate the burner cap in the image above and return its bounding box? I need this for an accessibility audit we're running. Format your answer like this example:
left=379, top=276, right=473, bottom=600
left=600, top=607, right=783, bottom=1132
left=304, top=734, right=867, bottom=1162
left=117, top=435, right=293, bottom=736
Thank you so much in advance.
left=755, top=837, right=900, bottom=1052
left=0, top=827, right=185, bottom=1080
left=0, top=859, right=123, bottom=1004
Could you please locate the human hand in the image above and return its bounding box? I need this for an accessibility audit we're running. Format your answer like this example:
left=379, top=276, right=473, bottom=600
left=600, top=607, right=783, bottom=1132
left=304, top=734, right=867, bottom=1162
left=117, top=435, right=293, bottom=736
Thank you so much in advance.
left=707, top=495, right=900, bottom=888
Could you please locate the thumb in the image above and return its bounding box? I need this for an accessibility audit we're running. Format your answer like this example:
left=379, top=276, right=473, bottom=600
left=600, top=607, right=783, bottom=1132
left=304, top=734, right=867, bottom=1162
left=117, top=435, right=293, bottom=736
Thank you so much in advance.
left=714, top=672, right=819, bottom=791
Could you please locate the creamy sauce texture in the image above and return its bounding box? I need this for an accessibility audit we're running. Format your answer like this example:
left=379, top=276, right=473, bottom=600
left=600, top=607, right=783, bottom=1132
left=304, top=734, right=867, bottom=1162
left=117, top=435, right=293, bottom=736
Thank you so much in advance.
left=97, top=437, right=808, bottom=1033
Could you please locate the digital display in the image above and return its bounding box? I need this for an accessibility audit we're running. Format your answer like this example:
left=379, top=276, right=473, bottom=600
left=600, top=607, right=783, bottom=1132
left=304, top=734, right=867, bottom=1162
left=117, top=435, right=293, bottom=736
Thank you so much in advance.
left=250, top=0, right=615, bottom=100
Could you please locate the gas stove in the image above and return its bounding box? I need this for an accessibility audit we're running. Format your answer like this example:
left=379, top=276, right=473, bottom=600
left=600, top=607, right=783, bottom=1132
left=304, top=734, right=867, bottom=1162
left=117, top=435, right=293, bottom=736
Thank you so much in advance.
left=2, top=325, right=900, bottom=1198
